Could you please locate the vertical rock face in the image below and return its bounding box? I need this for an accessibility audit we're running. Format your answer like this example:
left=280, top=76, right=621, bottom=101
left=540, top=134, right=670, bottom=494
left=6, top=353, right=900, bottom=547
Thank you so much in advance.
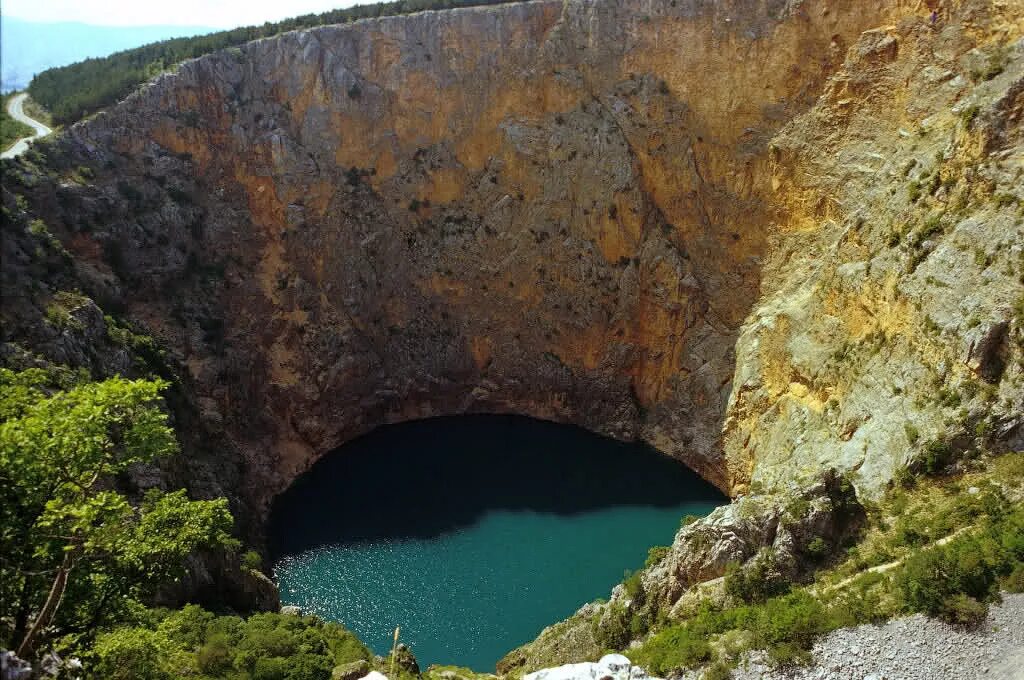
left=721, top=1, right=1024, bottom=496
left=5, top=0, right=1022, bottom=536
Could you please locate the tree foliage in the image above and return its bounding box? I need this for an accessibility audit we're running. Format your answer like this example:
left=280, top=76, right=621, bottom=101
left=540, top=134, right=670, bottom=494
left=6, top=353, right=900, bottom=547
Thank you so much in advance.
left=895, top=505, right=1024, bottom=623
left=28, top=0, right=515, bottom=125
left=0, top=369, right=236, bottom=657
left=90, top=607, right=372, bottom=680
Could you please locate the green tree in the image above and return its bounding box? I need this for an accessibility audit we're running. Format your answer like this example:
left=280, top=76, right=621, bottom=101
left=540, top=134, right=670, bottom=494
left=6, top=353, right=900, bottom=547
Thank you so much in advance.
left=0, top=369, right=236, bottom=657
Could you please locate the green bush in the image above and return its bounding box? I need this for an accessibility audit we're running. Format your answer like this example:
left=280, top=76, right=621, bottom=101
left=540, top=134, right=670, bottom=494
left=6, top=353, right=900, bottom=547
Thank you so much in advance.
left=724, top=551, right=790, bottom=604
left=895, top=508, right=1024, bottom=623
left=622, top=569, right=643, bottom=599
left=197, top=635, right=234, bottom=675
left=1002, top=564, right=1024, bottom=593
left=91, top=628, right=176, bottom=680
left=940, top=594, right=989, bottom=627
left=90, top=609, right=372, bottom=680
left=631, top=623, right=712, bottom=674
left=904, top=422, right=920, bottom=444
left=645, top=546, right=670, bottom=568
left=765, top=642, right=810, bottom=668
left=242, top=550, right=264, bottom=571
left=805, top=537, right=828, bottom=561
left=702, top=660, right=732, bottom=680
left=745, top=592, right=831, bottom=652
left=920, top=439, right=953, bottom=474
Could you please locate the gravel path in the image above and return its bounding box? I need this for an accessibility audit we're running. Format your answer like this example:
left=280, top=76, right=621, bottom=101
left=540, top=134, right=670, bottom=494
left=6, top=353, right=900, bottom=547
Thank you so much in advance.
left=722, top=593, right=1024, bottom=680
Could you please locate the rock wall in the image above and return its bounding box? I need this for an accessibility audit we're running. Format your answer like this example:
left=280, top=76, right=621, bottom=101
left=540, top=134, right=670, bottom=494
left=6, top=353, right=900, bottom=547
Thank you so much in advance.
left=501, top=0, right=1024, bottom=668
left=8, top=0, right=916, bottom=526
left=3, top=0, right=1022, bottom=539
left=722, top=0, right=1024, bottom=496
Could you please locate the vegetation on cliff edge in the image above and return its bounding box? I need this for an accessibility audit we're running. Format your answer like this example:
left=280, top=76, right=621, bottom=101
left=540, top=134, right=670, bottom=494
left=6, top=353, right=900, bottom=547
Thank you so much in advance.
left=28, top=0, right=516, bottom=126
left=0, top=369, right=235, bottom=663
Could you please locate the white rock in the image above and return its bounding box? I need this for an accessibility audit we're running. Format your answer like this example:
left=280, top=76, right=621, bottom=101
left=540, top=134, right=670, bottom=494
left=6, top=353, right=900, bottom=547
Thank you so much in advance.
left=356, top=672, right=389, bottom=680
left=524, top=655, right=661, bottom=680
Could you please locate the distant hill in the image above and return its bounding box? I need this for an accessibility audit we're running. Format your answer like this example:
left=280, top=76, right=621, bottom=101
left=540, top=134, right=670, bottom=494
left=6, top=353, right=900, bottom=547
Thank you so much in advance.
left=0, top=17, right=216, bottom=92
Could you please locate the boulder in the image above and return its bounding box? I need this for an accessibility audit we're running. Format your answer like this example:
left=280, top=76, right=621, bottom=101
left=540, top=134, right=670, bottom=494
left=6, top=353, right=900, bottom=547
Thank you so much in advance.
left=332, top=660, right=370, bottom=680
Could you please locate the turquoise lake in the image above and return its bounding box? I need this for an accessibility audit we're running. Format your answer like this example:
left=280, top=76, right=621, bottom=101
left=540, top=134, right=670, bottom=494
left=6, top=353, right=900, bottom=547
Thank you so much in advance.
left=269, top=415, right=725, bottom=671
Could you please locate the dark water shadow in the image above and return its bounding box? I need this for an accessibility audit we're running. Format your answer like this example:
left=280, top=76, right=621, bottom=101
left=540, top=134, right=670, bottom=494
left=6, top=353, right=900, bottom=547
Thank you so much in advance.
left=268, top=414, right=726, bottom=559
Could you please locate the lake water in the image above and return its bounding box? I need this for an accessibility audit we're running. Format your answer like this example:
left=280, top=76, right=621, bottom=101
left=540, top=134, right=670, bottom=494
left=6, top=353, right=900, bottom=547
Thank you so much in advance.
left=269, top=415, right=725, bottom=671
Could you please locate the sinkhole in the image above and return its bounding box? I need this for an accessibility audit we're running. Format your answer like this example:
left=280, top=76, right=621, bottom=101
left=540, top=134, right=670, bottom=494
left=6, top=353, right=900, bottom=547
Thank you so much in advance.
left=268, top=415, right=726, bottom=670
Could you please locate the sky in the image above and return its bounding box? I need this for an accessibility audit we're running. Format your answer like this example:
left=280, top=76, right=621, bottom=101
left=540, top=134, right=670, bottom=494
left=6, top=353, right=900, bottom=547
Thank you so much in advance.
left=1, top=0, right=363, bottom=29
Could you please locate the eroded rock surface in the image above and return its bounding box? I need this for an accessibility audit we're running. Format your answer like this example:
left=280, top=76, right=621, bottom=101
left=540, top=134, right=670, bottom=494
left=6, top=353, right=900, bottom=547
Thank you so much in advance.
left=4, top=0, right=937, bottom=529
left=1, top=0, right=1023, bottom=658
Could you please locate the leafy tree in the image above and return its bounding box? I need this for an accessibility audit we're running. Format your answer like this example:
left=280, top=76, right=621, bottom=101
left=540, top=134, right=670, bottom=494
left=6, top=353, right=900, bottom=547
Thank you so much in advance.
left=0, top=369, right=236, bottom=657
left=91, top=607, right=373, bottom=679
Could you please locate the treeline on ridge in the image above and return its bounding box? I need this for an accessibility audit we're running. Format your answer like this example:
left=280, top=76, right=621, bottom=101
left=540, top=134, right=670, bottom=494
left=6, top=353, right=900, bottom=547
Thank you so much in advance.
left=27, top=0, right=514, bottom=126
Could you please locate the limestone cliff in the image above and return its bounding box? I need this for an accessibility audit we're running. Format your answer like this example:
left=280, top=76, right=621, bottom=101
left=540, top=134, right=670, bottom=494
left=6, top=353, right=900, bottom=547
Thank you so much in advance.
left=1, top=0, right=1022, bottom=637
left=5, top=0, right=952, bottom=525
left=500, top=0, right=1024, bottom=670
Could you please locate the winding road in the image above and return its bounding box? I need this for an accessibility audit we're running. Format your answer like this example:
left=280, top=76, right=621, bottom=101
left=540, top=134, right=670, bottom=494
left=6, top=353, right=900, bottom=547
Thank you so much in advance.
left=2, top=93, right=52, bottom=159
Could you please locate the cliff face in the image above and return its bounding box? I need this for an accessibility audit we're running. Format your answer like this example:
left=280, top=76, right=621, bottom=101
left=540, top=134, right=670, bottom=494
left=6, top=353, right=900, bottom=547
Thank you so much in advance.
left=723, top=4, right=1024, bottom=496
left=8, top=0, right=912, bottom=522
left=3, top=0, right=1022, bottom=535
left=501, top=1, right=1024, bottom=668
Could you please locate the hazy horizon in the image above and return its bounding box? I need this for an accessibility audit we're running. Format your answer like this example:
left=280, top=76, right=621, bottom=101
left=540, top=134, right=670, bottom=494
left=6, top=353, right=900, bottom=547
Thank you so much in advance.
left=1, top=0, right=362, bottom=29
left=0, top=16, right=218, bottom=92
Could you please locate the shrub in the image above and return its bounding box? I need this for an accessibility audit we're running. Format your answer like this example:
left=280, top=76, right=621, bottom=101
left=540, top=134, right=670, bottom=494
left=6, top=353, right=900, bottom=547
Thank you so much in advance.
left=681, top=514, right=701, bottom=527
left=632, top=624, right=712, bottom=674
left=920, top=439, right=953, bottom=474
left=645, top=546, right=670, bottom=568
left=197, top=635, right=233, bottom=675
left=908, top=181, right=922, bottom=202
left=243, top=550, right=263, bottom=571
left=724, top=551, right=790, bottom=604
left=747, top=591, right=832, bottom=652
left=1002, top=564, right=1024, bottom=593
left=904, top=422, right=920, bottom=444
left=91, top=628, right=176, bottom=680
left=702, top=660, right=732, bottom=680
left=805, top=537, right=828, bottom=561
left=622, top=569, right=643, bottom=599
left=593, top=603, right=632, bottom=650
left=765, top=642, right=810, bottom=668
left=895, top=528, right=1008, bottom=621
left=940, top=594, right=989, bottom=627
